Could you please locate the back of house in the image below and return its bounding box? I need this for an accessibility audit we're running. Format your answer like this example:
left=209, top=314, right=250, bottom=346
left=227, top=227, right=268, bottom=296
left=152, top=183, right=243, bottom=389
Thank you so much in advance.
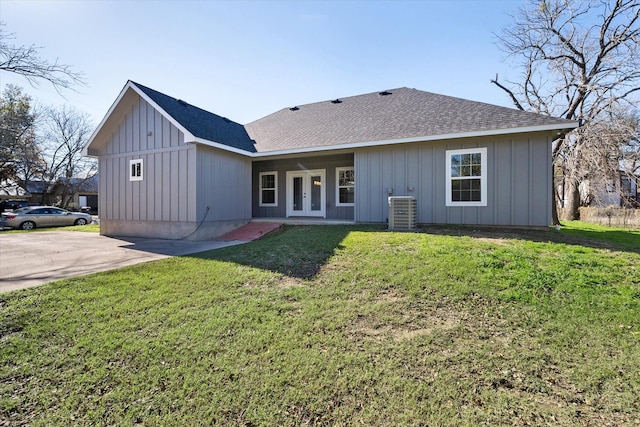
left=83, top=81, right=578, bottom=240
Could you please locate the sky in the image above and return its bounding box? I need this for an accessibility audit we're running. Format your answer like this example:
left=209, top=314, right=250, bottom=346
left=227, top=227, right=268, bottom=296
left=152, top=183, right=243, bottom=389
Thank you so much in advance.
left=1, top=0, right=524, bottom=126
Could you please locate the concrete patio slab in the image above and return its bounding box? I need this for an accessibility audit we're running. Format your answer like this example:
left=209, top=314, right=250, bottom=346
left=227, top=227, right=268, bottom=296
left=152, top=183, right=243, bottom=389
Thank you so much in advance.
left=0, top=231, right=243, bottom=293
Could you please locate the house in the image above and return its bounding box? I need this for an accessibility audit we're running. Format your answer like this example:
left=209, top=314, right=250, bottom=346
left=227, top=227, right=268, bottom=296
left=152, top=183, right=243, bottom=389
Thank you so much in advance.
left=83, top=81, right=578, bottom=240
left=5, top=177, right=99, bottom=211
left=20, top=180, right=50, bottom=205
left=621, top=174, right=639, bottom=207
left=577, top=169, right=639, bottom=208
left=52, top=175, right=99, bottom=213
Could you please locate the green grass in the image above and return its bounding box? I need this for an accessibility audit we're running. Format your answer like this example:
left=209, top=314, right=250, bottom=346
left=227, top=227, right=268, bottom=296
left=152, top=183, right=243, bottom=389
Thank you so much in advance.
left=1, top=223, right=99, bottom=233
left=560, top=220, right=640, bottom=251
left=1, top=223, right=639, bottom=425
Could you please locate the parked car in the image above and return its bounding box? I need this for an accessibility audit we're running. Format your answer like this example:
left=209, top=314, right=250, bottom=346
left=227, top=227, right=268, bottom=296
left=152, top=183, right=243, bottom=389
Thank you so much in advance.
left=0, top=199, right=31, bottom=212
left=0, top=206, right=93, bottom=230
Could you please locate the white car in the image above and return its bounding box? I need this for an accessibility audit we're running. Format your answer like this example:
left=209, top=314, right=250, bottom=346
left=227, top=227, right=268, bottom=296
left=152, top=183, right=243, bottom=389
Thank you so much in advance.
left=0, top=206, right=93, bottom=230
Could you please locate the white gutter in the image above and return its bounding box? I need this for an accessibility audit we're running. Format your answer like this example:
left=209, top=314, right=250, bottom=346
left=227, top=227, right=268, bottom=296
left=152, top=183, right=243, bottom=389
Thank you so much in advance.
left=85, top=82, right=578, bottom=160
left=191, top=121, right=579, bottom=158
left=190, top=137, right=256, bottom=156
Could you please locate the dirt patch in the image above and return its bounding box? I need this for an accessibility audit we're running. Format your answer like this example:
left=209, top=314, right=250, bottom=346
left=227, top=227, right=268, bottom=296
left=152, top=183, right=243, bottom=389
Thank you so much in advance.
left=348, top=307, right=461, bottom=343
left=475, top=237, right=514, bottom=246
left=277, top=276, right=305, bottom=289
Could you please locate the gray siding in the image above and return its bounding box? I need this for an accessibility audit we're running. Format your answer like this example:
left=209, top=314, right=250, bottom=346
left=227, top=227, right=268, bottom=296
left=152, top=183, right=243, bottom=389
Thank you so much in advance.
left=99, top=97, right=196, bottom=222
left=196, top=145, right=252, bottom=222
left=354, top=133, right=553, bottom=227
left=95, top=95, right=251, bottom=240
left=252, top=153, right=355, bottom=220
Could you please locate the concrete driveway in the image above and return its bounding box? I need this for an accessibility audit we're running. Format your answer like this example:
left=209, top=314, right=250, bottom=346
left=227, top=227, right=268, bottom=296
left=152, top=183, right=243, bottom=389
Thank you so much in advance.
left=0, top=231, right=242, bottom=293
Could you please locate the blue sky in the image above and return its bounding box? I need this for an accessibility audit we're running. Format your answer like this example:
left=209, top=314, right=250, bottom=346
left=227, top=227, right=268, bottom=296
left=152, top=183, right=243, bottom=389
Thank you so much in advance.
left=1, top=0, right=522, bottom=125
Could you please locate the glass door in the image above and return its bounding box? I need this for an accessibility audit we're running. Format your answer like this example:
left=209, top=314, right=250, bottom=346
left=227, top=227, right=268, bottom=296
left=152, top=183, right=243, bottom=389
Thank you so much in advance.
left=286, top=170, right=326, bottom=217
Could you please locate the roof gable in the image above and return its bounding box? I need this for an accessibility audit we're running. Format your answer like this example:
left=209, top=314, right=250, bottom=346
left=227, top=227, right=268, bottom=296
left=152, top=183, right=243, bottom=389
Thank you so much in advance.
left=132, top=82, right=256, bottom=153
left=84, top=81, right=256, bottom=157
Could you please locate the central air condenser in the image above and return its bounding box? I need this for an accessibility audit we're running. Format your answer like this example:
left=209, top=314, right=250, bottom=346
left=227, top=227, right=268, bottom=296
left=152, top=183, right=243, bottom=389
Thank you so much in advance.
left=388, top=196, right=417, bottom=230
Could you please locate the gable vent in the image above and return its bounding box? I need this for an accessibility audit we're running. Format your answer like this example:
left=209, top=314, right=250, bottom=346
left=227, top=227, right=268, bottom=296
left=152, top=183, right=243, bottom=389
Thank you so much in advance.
left=289, top=106, right=299, bottom=111
left=379, top=91, right=392, bottom=96
left=330, top=99, right=342, bottom=104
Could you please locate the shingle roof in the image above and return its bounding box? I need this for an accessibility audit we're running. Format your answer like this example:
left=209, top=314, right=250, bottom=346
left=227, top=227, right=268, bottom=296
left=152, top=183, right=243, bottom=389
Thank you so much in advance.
left=132, top=82, right=257, bottom=153
left=245, top=87, right=574, bottom=153
left=128, top=84, right=575, bottom=155
left=58, top=176, right=99, bottom=193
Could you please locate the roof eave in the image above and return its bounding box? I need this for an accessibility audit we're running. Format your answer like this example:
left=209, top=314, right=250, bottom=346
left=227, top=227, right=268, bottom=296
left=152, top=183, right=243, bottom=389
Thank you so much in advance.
left=252, top=121, right=580, bottom=158
left=190, top=137, right=256, bottom=156
left=82, top=81, right=137, bottom=157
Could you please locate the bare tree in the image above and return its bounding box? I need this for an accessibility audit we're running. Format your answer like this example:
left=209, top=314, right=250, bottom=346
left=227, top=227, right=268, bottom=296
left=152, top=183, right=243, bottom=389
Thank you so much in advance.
left=38, top=106, right=95, bottom=207
left=0, top=23, right=85, bottom=94
left=492, top=0, right=640, bottom=222
left=567, top=112, right=640, bottom=206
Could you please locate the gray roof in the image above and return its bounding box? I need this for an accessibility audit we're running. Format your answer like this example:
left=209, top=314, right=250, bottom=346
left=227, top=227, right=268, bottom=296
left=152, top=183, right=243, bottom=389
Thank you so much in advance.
left=245, top=87, right=574, bottom=153
left=57, top=175, right=99, bottom=193
left=22, top=180, right=49, bottom=194
left=133, top=82, right=257, bottom=153
left=128, top=84, right=575, bottom=155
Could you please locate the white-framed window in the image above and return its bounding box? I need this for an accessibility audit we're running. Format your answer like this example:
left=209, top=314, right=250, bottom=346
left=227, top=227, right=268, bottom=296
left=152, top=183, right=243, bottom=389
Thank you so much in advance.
left=336, top=167, right=355, bottom=206
left=445, top=147, right=487, bottom=207
left=259, top=171, right=278, bottom=206
left=130, top=159, right=143, bottom=181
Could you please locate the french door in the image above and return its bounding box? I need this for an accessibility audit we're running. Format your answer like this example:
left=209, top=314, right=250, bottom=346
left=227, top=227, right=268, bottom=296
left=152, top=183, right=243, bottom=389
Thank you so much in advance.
left=286, top=170, right=326, bottom=217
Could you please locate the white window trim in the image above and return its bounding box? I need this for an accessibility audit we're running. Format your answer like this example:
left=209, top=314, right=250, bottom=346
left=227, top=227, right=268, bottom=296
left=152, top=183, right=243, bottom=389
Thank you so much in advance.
left=336, top=166, right=355, bottom=207
left=130, top=159, right=143, bottom=182
left=259, top=171, right=278, bottom=207
left=445, top=147, right=487, bottom=207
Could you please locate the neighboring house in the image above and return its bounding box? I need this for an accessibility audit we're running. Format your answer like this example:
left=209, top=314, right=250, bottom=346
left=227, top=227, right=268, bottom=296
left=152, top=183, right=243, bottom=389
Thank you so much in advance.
left=1, top=177, right=99, bottom=210
left=83, top=81, right=578, bottom=240
left=52, top=175, right=99, bottom=213
left=578, top=171, right=639, bottom=208
left=621, top=174, right=639, bottom=207
left=20, top=180, right=50, bottom=205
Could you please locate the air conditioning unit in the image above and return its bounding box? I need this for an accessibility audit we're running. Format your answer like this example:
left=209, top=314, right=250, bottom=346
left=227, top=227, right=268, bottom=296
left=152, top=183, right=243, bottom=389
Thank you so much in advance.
left=388, top=196, right=417, bottom=230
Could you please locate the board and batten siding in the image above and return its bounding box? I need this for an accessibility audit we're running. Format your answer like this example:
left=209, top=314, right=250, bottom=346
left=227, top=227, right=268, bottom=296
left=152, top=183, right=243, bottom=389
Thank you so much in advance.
left=195, top=145, right=252, bottom=223
left=354, top=132, right=553, bottom=227
left=252, top=153, right=355, bottom=220
left=97, top=97, right=198, bottom=239
left=99, top=97, right=195, bottom=219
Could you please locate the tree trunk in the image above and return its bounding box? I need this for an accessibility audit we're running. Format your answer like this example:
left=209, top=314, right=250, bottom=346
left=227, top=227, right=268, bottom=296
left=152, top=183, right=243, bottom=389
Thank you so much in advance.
left=563, top=179, right=581, bottom=220
left=551, top=182, right=561, bottom=226
left=551, top=166, right=561, bottom=225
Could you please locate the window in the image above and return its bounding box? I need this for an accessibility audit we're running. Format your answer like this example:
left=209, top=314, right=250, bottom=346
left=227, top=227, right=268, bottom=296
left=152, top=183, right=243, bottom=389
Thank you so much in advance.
left=130, top=159, right=143, bottom=181
left=336, top=167, right=355, bottom=206
left=259, top=171, right=277, bottom=206
left=446, top=148, right=487, bottom=206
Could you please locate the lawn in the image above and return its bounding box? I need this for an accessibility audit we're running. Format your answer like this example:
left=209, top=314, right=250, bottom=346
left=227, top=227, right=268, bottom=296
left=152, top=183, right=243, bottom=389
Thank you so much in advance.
left=1, top=222, right=638, bottom=426
left=0, top=223, right=100, bottom=234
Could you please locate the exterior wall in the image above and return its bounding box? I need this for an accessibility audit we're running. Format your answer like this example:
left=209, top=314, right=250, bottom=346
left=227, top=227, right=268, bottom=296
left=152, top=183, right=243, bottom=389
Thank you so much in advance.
left=97, top=97, right=199, bottom=239
left=252, top=153, right=354, bottom=220
left=355, top=133, right=553, bottom=227
left=194, top=144, right=252, bottom=238
left=97, top=98, right=253, bottom=240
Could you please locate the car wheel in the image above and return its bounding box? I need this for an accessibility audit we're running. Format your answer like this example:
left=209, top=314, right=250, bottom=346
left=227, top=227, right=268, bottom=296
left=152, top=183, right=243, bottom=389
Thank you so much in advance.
left=21, top=221, right=36, bottom=230
left=74, top=218, right=88, bottom=226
